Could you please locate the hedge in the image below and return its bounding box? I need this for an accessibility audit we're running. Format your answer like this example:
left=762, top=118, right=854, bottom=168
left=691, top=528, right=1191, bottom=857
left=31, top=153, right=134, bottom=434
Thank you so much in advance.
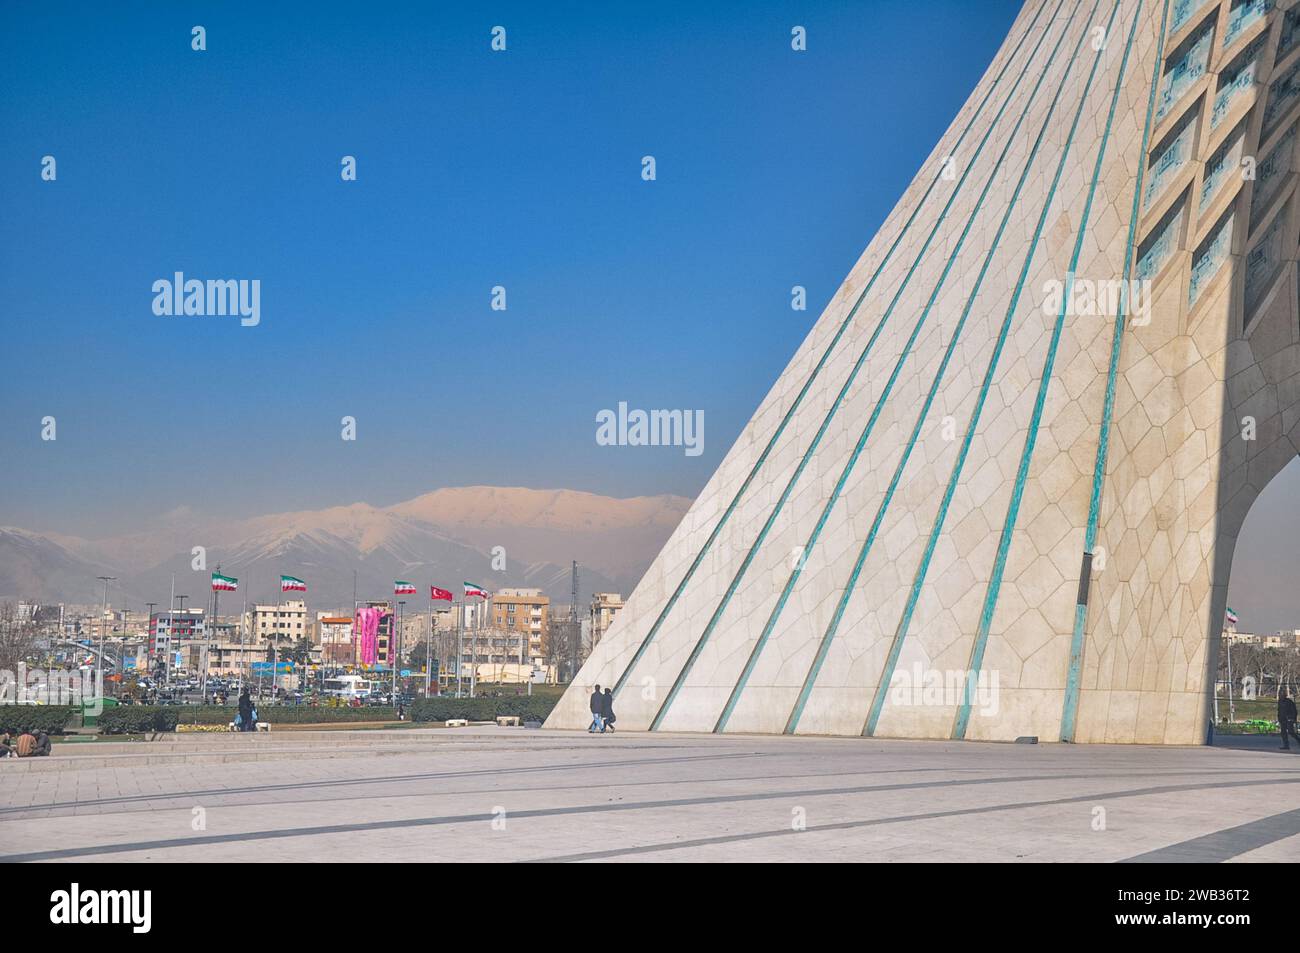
left=93, top=697, right=559, bottom=734
left=99, top=707, right=178, bottom=734
left=410, top=695, right=557, bottom=723
left=0, top=706, right=75, bottom=735
left=98, top=705, right=400, bottom=734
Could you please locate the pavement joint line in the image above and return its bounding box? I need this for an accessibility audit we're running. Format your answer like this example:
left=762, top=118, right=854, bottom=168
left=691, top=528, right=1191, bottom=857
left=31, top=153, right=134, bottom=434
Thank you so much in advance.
left=0, top=750, right=772, bottom=811
left=3, top=766, right=1295, bottom=822
left=5, top=772, right=1298, bottom=863
left=521, top=777, right=1300, bottom=863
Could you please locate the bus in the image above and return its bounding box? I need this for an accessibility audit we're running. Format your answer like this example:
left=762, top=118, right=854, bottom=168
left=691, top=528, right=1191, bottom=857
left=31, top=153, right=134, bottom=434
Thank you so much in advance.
left=322, top=675, right=375, bottom=700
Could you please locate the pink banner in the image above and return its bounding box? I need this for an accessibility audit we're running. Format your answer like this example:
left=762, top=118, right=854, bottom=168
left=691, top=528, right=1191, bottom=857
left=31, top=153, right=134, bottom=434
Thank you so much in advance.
left=354, top=607, right=380, bottom=666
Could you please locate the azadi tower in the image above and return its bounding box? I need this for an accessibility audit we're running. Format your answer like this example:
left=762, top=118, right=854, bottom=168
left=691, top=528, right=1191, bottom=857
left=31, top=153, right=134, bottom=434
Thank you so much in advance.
left=548, top=0, right=1300, bottom=743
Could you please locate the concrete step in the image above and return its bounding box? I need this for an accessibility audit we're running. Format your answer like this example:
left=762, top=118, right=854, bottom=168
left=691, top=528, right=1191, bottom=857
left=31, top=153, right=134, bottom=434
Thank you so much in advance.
left=52, top=725, right=500, bottom=752
left=0, top=724, right=533, bottom=772
left=0, top=744, right=450, bottom=773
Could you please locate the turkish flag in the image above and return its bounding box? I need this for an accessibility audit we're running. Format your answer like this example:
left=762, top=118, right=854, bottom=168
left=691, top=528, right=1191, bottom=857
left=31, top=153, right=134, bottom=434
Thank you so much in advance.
left=431, top=586, right=453, bottom=602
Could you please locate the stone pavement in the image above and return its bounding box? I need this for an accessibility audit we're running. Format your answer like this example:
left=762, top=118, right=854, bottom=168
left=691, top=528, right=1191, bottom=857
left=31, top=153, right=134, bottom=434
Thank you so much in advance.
left=1, top=727, right=1297, bottom=862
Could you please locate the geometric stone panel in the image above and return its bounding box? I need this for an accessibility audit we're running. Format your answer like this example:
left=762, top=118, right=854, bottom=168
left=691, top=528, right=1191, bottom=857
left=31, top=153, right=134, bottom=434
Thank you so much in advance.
left=546, top=0, right=1300, bottom=744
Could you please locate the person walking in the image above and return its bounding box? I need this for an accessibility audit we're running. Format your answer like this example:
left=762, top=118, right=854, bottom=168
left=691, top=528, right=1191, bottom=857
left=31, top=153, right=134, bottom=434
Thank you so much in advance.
left=601, top=687, right=616, bottom=733
left=1279, top=688, right=1300, bottom=750
left=238, top=687, right=254, bottom=733
left=588, top=684, right=604, bottom=733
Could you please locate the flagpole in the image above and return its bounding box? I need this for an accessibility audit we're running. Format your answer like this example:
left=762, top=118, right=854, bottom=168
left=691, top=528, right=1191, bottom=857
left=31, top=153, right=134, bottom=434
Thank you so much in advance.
left=1226, top=634, right=1235, bottom=723
left=456, top=599, right=463, bottom=697
left=167, top=573, right=175, bottom=689
left=258, top=577, right=268, bottom=703
left=238, top=592, right=247, bottom=694
left=470, top=595, right=477, bottom=699
left=206, top=565, right=220, bottom=701
left=392, top=599, right=401, bottom=703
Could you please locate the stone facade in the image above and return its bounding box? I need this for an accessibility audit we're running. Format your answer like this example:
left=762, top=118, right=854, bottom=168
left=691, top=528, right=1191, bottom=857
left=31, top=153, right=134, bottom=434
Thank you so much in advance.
left=548, top=0, right=1300, bottom=744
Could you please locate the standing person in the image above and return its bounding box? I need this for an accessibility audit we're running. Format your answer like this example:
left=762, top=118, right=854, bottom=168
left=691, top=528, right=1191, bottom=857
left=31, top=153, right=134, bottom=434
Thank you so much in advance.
left=1279, top=689, right=1300, bottom=750
left=601, top=688, right=616, bottom=733
left=588, top=684, right=604, bottom=733
left=238, top=687, right=254, bottom=733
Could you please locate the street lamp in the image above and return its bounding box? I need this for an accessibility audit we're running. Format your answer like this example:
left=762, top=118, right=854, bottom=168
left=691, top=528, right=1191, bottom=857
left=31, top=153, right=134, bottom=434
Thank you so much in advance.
left=394, top=600, right=406, bottom=703
left=170, top=594, right=188, bottom=689
left=95, top=576, right=116, bottom=683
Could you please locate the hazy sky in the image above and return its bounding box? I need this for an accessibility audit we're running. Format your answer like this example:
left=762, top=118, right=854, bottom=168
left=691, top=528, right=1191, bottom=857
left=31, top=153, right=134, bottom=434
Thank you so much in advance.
left=2, top=1, right=1296, bottom=630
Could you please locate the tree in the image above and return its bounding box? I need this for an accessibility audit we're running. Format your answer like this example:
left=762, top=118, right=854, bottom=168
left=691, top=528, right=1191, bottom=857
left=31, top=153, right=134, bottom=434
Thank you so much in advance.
left=406, top=641, right=433, bottom=670
left=0, top=601, right=39, bottom=674
left=285, top=636, right=313, bottom=667
left=545, top=613, right=581, bottom=683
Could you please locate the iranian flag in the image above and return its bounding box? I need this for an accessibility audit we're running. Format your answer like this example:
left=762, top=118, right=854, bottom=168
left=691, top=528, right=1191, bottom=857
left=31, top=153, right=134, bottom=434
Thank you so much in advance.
left=1226, top=607, right=1239, bottom=626
left=211, top=572, right=238, bottom=592
left=431, top=586, right=453, bottom=602
left=280, top=575, right=307, bottom=592
left=394, top=580, right=417, bottom=595
left=464, top=581, right=489, bottom=599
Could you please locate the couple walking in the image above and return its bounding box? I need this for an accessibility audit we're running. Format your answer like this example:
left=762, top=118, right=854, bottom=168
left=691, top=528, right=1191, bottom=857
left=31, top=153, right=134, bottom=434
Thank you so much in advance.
left=1280, top=688, right=1299, bottom=749
left=588, top=685, right=616, bottom=733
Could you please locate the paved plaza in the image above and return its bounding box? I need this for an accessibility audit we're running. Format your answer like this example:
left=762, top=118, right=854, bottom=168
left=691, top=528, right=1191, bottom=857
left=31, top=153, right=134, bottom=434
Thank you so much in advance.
left=2, top=727, right=1298, bottom=862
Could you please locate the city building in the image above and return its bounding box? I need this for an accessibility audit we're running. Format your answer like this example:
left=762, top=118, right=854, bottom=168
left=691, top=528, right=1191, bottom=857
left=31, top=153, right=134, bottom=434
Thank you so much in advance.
left=552, top=1, right=1300, bottom=745
left=589, top=592, right=624, bottom=649
left=489, top=588, right=549, bottom=660
left=116, top=640, right=149, bottom=674
left=354, top=600, right=395, bottom=668
left=1264, top=631, right=1299, bottom=650
left=318, top=614, right=354, bottom=665
left=247, top=600, right=308, bottom=645
left=200, top=640, right=319, bottom=678
left=148, top=609, right=205, bottom=663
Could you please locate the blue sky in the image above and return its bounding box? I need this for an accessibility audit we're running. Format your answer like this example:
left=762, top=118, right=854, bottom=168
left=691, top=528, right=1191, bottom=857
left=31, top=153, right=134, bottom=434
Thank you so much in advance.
left=3, top=0, right=1024, bottom=535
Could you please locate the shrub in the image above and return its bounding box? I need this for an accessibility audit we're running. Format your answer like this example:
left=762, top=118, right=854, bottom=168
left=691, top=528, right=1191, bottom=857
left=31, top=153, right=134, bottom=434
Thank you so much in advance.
left=0, top=705, right=75, bottom=735
left=98, top=706, right=178, bottom=734
left=98, top=705, right=401, bottom=734
left=409, top=695, right=557, bottom=723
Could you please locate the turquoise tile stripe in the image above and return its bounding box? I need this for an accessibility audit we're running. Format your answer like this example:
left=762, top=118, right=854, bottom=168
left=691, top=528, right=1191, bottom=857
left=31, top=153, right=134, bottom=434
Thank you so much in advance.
left=864, top=0, right=1136, bottom=739
left=648, top=0, right=1081, bottom=732
left=952, top=0, right=1149, bottom=741
left=606, top=0, right=1052, bottom=698
left=710, top=0, right=1103, bottom=735
left=780, top=0, right=1133, bottom=737
left=1060, top=0, right=1172, bottom=743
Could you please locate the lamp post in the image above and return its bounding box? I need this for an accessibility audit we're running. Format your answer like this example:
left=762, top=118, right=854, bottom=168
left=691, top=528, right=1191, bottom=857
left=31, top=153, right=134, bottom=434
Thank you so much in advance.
left=394, top=600, right=405, bottom=703
left=174, top=595, right=189, bottom=692
left=455, top=600, right=463, bottom=698
left=95, top=576, right=115, bottom=683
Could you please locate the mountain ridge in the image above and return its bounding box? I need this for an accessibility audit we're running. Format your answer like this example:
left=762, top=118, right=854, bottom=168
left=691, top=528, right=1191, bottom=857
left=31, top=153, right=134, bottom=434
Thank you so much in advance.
left=0, top=486, right=691, bottom=610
